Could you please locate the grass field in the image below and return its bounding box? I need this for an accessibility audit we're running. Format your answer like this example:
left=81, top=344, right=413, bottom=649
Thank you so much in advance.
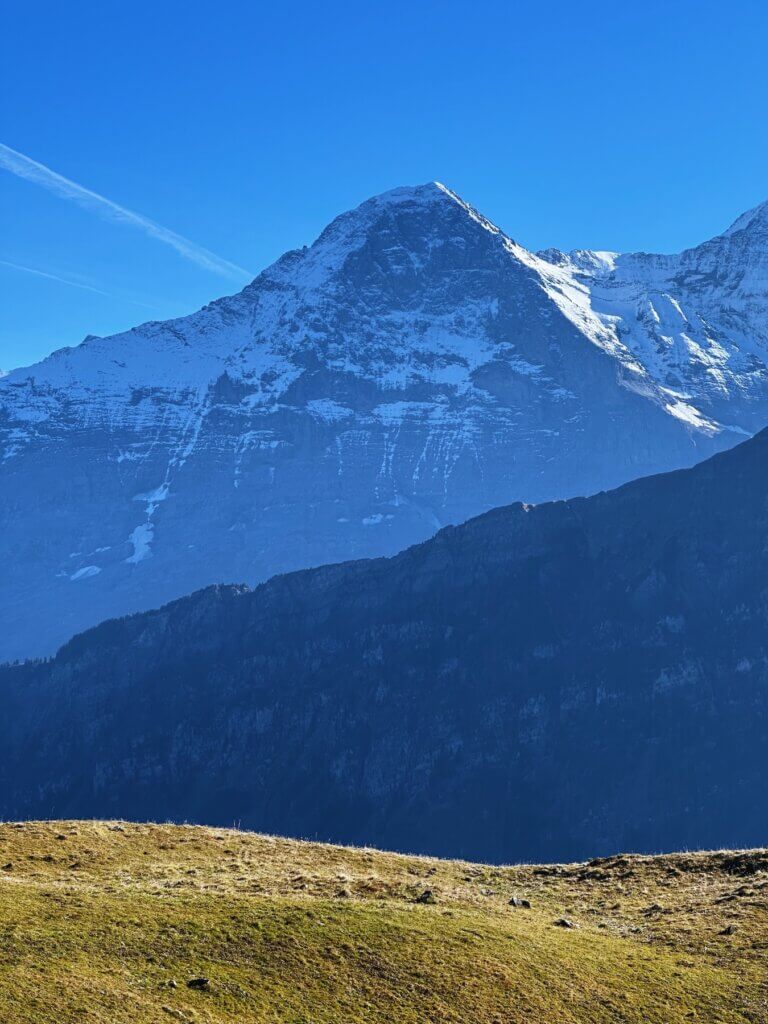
left=0, top=821, right=766, bottom=1022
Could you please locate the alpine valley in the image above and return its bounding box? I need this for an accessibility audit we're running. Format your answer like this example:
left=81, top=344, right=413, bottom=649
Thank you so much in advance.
left=2, top=183, right=768, bottom=662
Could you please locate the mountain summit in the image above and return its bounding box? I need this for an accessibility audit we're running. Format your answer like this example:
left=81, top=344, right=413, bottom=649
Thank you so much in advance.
left=2, top=185, right=767, bottom=661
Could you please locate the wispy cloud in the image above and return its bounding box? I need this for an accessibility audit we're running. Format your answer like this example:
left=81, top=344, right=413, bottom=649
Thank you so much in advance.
left=0, top=258, right=112, bottom=296
left=0, top=258, right=158, bottom=310
left=0, top=143, right=253, bottom=283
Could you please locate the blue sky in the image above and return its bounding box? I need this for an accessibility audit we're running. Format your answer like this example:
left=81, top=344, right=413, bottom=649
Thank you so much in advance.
left=2, top=0, right=767, bottom=369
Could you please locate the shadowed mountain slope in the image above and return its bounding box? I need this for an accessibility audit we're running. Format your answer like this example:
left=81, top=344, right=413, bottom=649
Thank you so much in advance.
left=2, top=430, right=768, bottom=862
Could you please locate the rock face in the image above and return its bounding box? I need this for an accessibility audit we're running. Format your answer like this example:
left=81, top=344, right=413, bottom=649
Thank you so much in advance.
left=1, top=184, right=767, bottom=662
left=2, top=431, right=768, bottom=863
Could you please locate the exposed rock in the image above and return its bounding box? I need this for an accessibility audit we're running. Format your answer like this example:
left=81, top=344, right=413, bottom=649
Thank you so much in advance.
left=186, top=977, right=210, bottom=990
left=161, top=1008, right=188, bottom=1021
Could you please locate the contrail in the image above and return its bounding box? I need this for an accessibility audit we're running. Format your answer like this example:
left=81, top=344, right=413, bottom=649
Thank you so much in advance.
left=0, top=259, right=157, bottom=309
left=0, top=143, right=253, bottom=283
left=0, top=258, right=113, bottom=296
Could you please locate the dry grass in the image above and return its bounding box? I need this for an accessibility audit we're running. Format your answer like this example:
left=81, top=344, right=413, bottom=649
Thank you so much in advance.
left=0, top=821, right=766, bottom=1022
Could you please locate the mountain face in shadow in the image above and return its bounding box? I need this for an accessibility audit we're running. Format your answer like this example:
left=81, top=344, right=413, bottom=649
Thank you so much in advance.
left=3, top=430, right=768, bottom=862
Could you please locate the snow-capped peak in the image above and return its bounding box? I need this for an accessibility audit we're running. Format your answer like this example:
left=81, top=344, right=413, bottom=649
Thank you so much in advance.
left=721, top=199, right=768, bottom=238
left=531, top=195, right=768, bottom=437
left=300, top=179, right=510, bottom=264
left=6, top=184, right=768, bottom=443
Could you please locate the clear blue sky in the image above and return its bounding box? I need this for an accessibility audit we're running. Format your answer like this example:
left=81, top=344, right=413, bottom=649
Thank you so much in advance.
left=2, top=0, right=767, bottom=369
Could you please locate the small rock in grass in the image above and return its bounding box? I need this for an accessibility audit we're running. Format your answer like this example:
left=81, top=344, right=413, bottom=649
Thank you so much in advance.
left=187, top=976, right=210, bottom=990
left=719, top=924, right=738, bottom=936
left=415, top=889, right=437, bottom=904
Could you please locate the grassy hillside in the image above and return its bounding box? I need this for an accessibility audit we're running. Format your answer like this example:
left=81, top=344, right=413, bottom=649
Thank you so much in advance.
left=0, top=822, right=766, bottom=1023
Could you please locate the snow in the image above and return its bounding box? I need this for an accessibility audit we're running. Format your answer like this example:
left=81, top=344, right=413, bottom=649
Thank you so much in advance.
left=662, top=397, right=719, bottom=433
left=306, top=399, right=353, bottom=422
left=126, top=523, right=154, bottom=564
left=134, top=484, right=169, bottom=513
left=534, top=206, right=768, bottom=429
left=70, top=565, right=101, bottom=581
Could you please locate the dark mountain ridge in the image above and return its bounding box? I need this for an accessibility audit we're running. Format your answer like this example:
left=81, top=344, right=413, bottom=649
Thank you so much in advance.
left=2, top=429, right=768, bottom=862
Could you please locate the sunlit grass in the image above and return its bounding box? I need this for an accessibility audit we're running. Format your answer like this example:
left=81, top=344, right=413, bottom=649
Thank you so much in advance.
left=0, top=821, right=765, bottom=1022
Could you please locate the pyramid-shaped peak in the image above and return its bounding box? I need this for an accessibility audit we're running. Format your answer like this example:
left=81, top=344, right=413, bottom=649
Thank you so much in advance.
left=311, top=181, right=507, bottom=256
left=339, top=180, right=476, bottom=220
left=368, top=180, right=451, bottom=204
left=367, top=181, right=500, bottom=227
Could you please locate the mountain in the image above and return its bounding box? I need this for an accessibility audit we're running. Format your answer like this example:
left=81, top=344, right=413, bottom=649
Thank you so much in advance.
left=538, top=197, right=768, bottom=434
left=3, top=821, right=766, bottom=1024
left=1, top=184, right=766, bottom=663
left=3, top=430, right=768, bottom=862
